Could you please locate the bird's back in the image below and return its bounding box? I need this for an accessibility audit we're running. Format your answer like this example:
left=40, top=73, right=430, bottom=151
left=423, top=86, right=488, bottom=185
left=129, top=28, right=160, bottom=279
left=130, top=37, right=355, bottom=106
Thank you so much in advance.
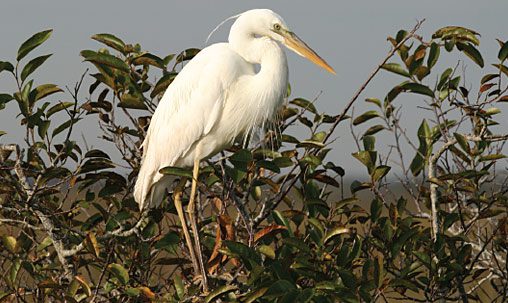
left=134, top=43, right=255, bottom=209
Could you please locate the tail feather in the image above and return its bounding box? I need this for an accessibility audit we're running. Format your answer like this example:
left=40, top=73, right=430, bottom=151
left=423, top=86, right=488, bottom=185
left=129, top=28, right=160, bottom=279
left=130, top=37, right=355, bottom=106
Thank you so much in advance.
left=134, top=159, right=156, bottom=210
left=134, top=157, right=172, bottom=210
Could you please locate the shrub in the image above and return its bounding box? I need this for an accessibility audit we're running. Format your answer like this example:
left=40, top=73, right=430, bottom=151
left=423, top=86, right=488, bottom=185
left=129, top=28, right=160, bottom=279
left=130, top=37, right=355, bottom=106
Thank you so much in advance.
left=0, top=23, right=507, bottom=302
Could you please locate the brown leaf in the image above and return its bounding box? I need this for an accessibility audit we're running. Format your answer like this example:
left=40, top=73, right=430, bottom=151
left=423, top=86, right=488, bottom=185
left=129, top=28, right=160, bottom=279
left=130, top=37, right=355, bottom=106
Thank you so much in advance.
left=480, top=83, right=495, bottom=93
left=313, top=173, right=340, bottom=187
left=38, top=279, right=59, bottom=288
left=207, top=214, right=237, bottom=274
left=138, top=286, right=155, bottom=299
left=207, top=224, right=222, bottom=274
left=254, top=225, right=287, bottom=243
left=212, top=197, right=223, bottom=213
left=86, top=233, right=100, bottom=257
left=75, top=276, right=92, bottom=297
left=69, top=175, right=78, bottom=188
left=219, top=215, right=235, bottom=241
left=414, top=48, right=426, bottom=61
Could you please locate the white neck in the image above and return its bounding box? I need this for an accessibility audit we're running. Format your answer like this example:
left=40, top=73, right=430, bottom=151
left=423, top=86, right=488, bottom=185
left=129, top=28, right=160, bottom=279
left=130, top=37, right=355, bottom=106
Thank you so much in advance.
left=229, top=26, right=288, bottom=100
left=228, top=24, right=289, bottom=136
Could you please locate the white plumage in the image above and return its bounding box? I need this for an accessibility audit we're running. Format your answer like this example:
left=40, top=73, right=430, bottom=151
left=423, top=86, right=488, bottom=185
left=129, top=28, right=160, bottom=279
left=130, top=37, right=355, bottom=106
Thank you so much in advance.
left=134, top=9, right=335, bottom=209
left=133, top=8, right=334, bottom=289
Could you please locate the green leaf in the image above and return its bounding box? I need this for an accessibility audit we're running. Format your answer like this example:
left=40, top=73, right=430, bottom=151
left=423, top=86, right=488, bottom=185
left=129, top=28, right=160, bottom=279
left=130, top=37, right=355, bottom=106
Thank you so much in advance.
left=323, top=226, right=350, bottom=244
left=481, top=73, right=499, bottom=84
left=273, top=156, right=293, bottom=168
left=223, top=240, right=261, bottom=269
left=427, top=42, right=440, bottom=69
left=159, top=166, right=192, bottom=178
left=85, top=149, right=111, bottom=159
left=290, top=98, right=317, bottom=114
left=257, top=245, right=275, bottom=259
left=371, top=165, right=391, bottom=182
left=281, top=134, right=299, bottom=144
left=432, top=26, right=480, bottom=46
left=91, top=33, right=126, bottom=54
left=264, top=280, right=296, bottom=299
left=498, top=40, right=508, bottom=61
left=311, top=131, right=326, bottom=142
left=174, top=275, right=184, bottom=299
left=21, top=54, right=52, bottom=81
left=107, top=263, right=129, bottom=285
left=363, top=135, right=375, bottom=151
left=0, top=94, right=13, bottom=110
left=370, top=198, right=382, bottom=222
left=230, top=149, right=252, bottom=171
left=353, top=110, right=380, bottom=125
left=410, top=119, right=432, bottom=176
left=46, top=101, right=74, bottom=117
left=37, top=120, right=50, bottom=139
left=390, top=278, right=419, bottom=293
left=205, top=285, right=237, bottom=303
left=400, top=82, right=435, bottom=98
left=363, top=125, right=385, bottom=137
left=8, top=259, right=21, bottom=287
left=256, top=160, right=280, bottom=173
left=296, top=140, right=325, bottom=149
left=493, top=64, right=508, bottom=77
left=0, top=61, right=14, bottom=74
left=124, top=287, right=140, bottom=297
left=118, top=93, right=147, bottom=110
left=243, top=288, right=268, bottom=303
left=338, top=269, right=357, bottom=289
left=163, top=54, right=176, bottom=66
left=381, top=63, right=410, bottom=77
left=365, top=97, right=381, bottom=107
left=453, top=133, right=470, bottom=154
left=31, top=84, right=63, bottom=102
left=300, top=155, right=322, bottom=167
left=132, top=53, right=165, bottom=68
left=80, top=50, right=130, bottom=72
left=175, top=48, right=200, bottom=63
left=456, top=42, right=484, bottom=68
left=154, top=232, right=179, bottom=252
left=17, top=29, right=53, bottom=61
left=282, top=237, right=311, bottom=254
left=438, top=68, right=453, bottom=90
left=2, top=236, right=17, bottom=253
left=391, top=228, right=418, bottom=258
left=479, top=154, right=506, bottom=162
left=384, top=84, right=404, bottom=104
left=52, top=118, right=81, bottom=138
left=150, top=72, right=178, bottom=98
left=352, top=151, right=377, bottom=172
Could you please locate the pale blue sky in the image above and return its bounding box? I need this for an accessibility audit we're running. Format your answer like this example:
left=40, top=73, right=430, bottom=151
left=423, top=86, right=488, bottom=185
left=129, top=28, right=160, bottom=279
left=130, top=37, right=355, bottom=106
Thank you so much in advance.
left=0, top=1, right=506, bottom=175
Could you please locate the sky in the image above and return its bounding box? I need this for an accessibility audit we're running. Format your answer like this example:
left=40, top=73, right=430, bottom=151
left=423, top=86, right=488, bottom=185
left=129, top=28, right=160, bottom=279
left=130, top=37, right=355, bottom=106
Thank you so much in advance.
left=0, top=1, right=507, bottom=176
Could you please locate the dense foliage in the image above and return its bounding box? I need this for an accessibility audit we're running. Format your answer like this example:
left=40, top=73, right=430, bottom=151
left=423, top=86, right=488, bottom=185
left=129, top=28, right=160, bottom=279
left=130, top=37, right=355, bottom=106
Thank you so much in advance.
left=1, top=23, right=507, bottom=302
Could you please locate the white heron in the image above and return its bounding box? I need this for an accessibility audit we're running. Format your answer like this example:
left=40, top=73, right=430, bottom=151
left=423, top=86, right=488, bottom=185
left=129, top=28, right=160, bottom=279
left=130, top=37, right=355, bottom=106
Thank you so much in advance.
left=133, top=8, right=334, bottom=290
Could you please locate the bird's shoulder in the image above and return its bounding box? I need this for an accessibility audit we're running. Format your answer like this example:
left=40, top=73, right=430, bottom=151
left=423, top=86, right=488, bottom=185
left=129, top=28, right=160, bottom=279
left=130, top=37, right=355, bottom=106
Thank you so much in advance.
left=179, top=42, right=254, bottom=81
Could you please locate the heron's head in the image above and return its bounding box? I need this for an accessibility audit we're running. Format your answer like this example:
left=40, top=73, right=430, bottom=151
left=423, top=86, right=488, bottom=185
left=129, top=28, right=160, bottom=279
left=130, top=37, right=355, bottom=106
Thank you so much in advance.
left=235, top=9, right=335, bottom=74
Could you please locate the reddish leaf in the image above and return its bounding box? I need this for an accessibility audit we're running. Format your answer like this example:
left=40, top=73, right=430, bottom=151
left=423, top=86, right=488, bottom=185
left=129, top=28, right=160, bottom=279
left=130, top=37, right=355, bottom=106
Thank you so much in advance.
left=254, top=225, right=287, bottom=243
left=480, top=83, right=495, bottom=93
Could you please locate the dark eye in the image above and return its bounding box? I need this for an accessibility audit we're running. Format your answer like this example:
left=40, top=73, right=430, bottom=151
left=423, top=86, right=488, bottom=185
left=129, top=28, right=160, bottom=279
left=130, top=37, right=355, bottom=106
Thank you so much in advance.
left=273, top=23, right=281, bottom=31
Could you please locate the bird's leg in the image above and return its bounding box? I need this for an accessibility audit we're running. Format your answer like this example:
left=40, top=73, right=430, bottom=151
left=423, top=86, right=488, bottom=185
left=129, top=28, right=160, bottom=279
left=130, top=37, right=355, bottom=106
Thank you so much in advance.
left=173, top=179, right=200, bottom=276
left=188, top=158, right=209, bottom=292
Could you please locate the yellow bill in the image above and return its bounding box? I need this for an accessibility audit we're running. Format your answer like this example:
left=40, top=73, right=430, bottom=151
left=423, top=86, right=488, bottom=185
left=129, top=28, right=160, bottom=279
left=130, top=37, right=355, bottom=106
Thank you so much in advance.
left=283, top=31, right=336, bottom=75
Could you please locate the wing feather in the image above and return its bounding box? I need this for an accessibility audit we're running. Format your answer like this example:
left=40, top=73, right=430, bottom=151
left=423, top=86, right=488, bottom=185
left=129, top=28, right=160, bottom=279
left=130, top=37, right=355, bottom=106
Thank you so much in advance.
left=134, top=43, right=251, bottom=209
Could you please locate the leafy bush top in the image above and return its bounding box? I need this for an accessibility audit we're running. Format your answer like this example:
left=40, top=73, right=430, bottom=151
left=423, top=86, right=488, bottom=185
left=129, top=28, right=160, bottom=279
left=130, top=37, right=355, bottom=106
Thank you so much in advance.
left=0, top=23, right=507, bottom=302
